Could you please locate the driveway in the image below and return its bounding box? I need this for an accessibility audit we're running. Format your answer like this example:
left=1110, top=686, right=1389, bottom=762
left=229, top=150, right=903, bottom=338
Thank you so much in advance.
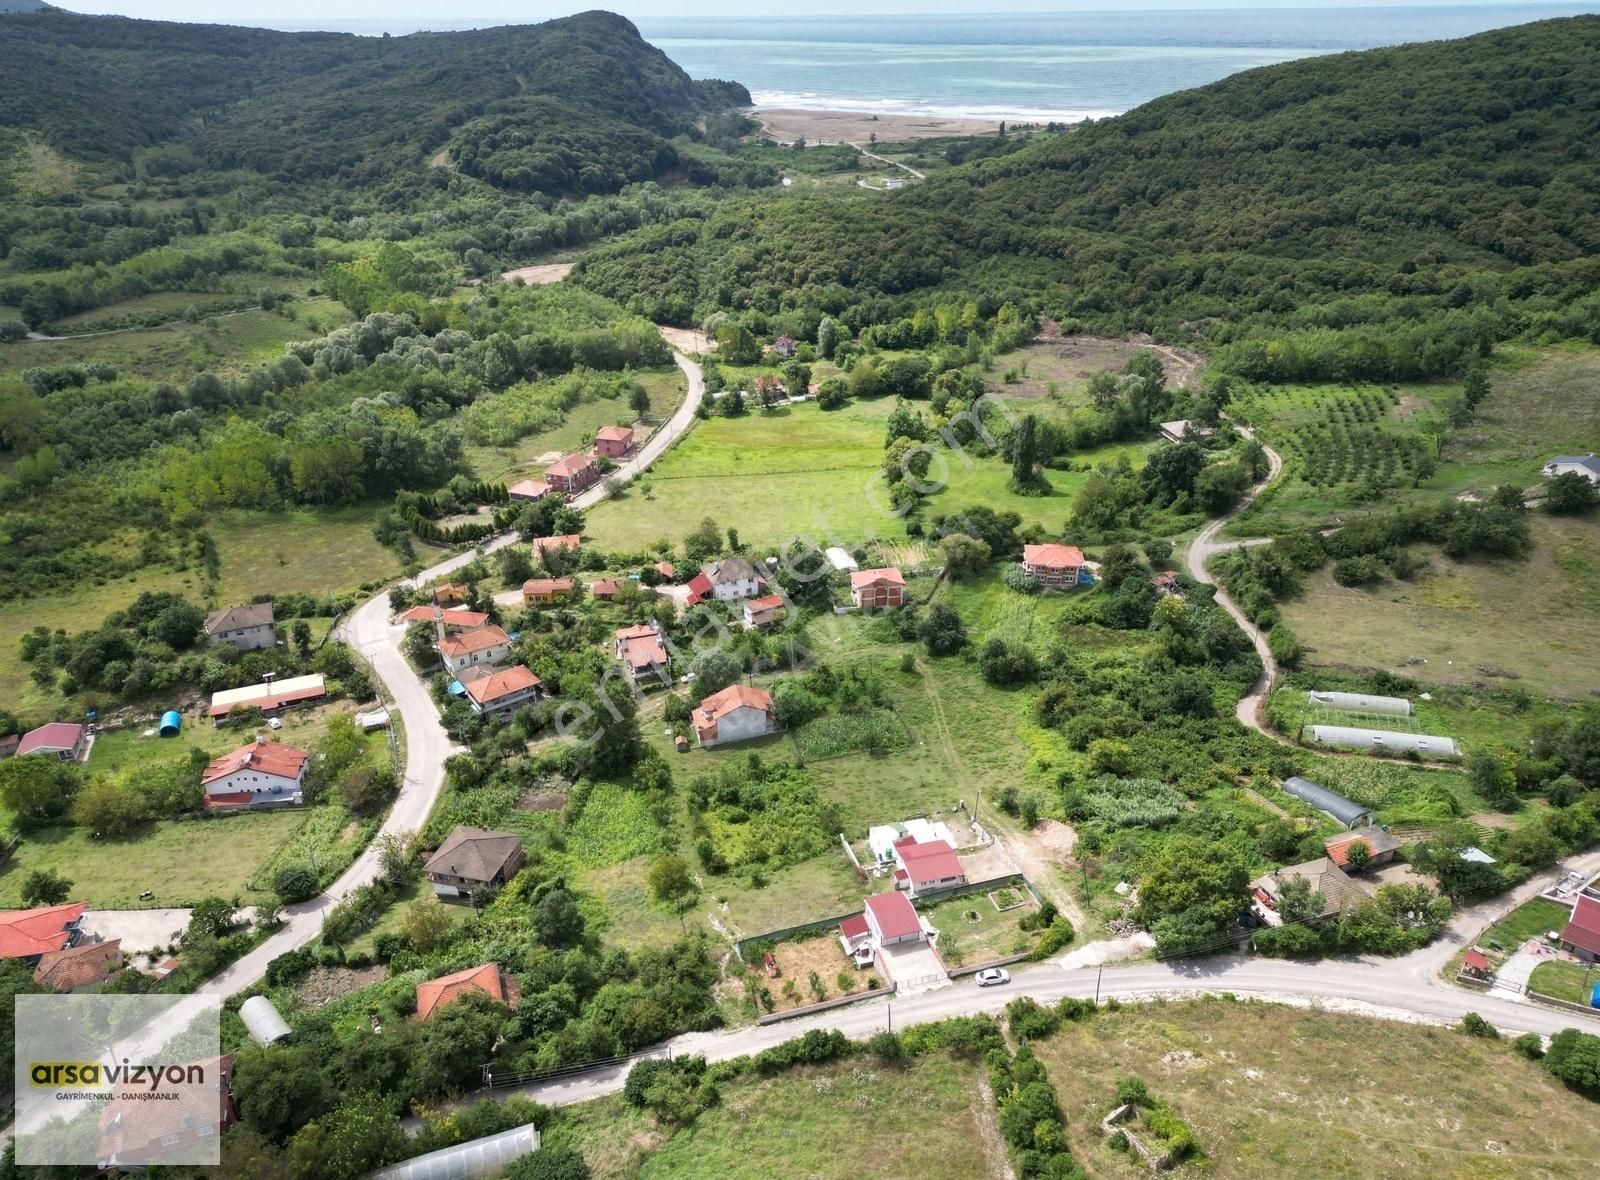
left=79, top=908, right=192, bottom=954
left=879, top=941, right=949, bottom=996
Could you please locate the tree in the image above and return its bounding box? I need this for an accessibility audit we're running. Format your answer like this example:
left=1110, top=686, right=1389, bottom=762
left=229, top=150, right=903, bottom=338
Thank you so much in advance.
left=291, top=619, right=313, bottom=659
left=647, top=854, right=698, bottom=922
left=532, top=887, right=585, bottom=947
left=0, top=756, right=79, bottom=830
left=273, top=863, right=319, bottom=904
left=1137, top=837, right=1250, bottom=955
left=507, top=1149, right=591, bottom=1180
left=939, top=532, right=991, bottom=579
left=399, top=895, right=454, bottom=951
left=288, top=1091, right=404, bottom=1180
left=772, top=680, right=826, bottom=727
left=816, top=316, right=840, bottom=360
left=1008, top=414, right=1044, bottom=492
left=691, top=650, right=743, bottom=699
left=187, top=896, right=238, bottom=940
left=1467, top=746, right=1518, bottom=811
left=629, top=383, right=652, bottom=418
left=815, top=375, right=851, bottom=409
left=1343, top=840, right=1372, bottom=872
left=1195, top=462, right=1250, bottom=514
left=1545, top=471, right=1598, bottom=515
left=20, top=869, right=72, bottom=907
left=918, top=602, right=967, bottom=656
left=1545, top=1028, right=1600, bottom=1098
left=715, top=322, right=760, bottom=365
left=340, top=765, right=398, bottom=816
left=1140, top=442, right=1206, bottom=506
left=234, top=1047, right=333, bottom=1143
left=72, top=777, right=151, bottom=836
left=1272, top=875, right=1326, bottom=927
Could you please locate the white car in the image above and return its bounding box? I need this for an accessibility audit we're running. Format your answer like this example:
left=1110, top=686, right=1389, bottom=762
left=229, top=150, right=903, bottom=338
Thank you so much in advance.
left=267, top=717, right=282, bottom=730
left=975, top=967, right=1011, bottom=987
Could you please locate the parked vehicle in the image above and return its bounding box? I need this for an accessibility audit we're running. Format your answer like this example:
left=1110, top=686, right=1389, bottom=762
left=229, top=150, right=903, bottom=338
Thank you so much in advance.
left=975, top=967, right=1011, bottom=987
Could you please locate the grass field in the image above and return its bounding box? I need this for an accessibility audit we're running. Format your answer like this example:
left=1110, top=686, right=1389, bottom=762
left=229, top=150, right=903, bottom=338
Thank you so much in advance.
left=924, top=888, right=1039, bottom=967
left=87, top=699, right=358, bottom=774
left=1529, top=960, right=1598, bottom=1004
left=1036, top=999, right=1600, bottom=1180
left=1479, top=898, right=1572, bottom=953
left=0, top=810, right=308, bottom=908
left=988, top=336, right=1196, bottom=405
left=1280, top=514, right=1600, bottom=698
left=544, top=1054, right=1000, bottom=1180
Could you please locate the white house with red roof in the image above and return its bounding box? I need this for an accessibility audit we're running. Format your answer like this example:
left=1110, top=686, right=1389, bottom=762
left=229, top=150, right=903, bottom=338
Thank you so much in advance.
left=201, top=736, right=309, bottom=809
left=686, top=556, right=764, bottom=605
left=0, top=902, right=87, bottom=964
left=460, top=665, right=543, bottom=716
left=544, top=453, right=598, bottom=495
left=693, top=683, right=779, bottom=748
left=742, top=593, right=786, bottom=629
left=436, top=624, right=514, bottom=673
left=1022, top=543, right=1086, bottom=589
left=1561, top=893, right=1600, bottom=963
left=864, top=891, right=925, bottom=947
left=893, top=837, right=967, bottom=897
left=16, top=722, right=87, bottom=761
left=530, top=533, right=581, bottom=557
left=615, top=624, right=670, bottom=685
left=850, top=567, right=906, bottom=609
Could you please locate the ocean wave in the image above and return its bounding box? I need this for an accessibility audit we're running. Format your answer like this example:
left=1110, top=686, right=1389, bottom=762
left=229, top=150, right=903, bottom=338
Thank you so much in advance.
left=750, top=91, right=1124, bottom=123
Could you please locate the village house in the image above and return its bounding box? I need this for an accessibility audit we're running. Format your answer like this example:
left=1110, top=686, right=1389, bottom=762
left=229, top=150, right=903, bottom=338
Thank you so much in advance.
left=742, top=593, right=786, bottom=629
left=595, top=424, right=635, bottom=458
left=432, top=584, right=469, bottom=605
left=96, top=1055, right=237, bottom=1168
left=1158, top=419, right=1214, bottom=445
left=864, top=891, right=924, bottom=947
left=1323, top=825, right=1402, bottom=869
left=1560, top=893, right=1600, bottom=963
left=395, top=605, right=490, bottom=631
left=203, top=602, right=277, bottom=652
left=16, top=721, right=88, bottom=761
left=850, top=567, right=907, bottom=609
left=200, top=736, right=309, bottom=809
left=208, top=673, right=326, bottom=722
left=1542, top=453, right=1600, bottom=484
left=1022, top=543, right=1086, bottom=590
left=772, top=334, right=797, bottom=358
left=693, top=683, right=780, bottom=749
left=893, top=837, right=967, bottom=898
left=530, top=533, right=581, bottom=558
left=686, top=556, right=764, bottom=605
left=590, top=578, right=620, bottom=600
left=507, top=478, right=551, bottom=503
left=436, top=625, right=514, bottom=673
left=459, top=665, right=543, bottom=717
left=615, top=623, right=670, bottom=685
left=654, top=561, right=676, bottom=582
left=522, top=577, right=576, bottom=606
left=415, top=963, right=520, bottom=1020
left=838, top=913, right=875, bottom=964
left=0, top=902, right=87, bottom=964
left=751, top=374, right=785, bottom=404
left=33, top=939, right=123, bottom=993
left=544, top=452, right=598, bottom=495
left=1251, top=858, right=1371, bottom=925
left=424, top=826, right=528, bottom=900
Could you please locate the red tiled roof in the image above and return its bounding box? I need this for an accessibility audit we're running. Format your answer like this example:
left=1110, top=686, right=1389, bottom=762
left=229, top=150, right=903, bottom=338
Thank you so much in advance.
left=1462, top=949, right=1491, bottom=972
left=1023, top=543, right=1085, bottom=570
left=507, top=479, right=550, bottom=499
left=850, top=567, right=905, bottom=589
left=531, top=533, right=581, bottom=554
left=865, top=892, right=921, bottom=941
left=522, top=578, right=575, bottom=598
left=655, top=561, right=675, bottom=579
left=395, top=606, right=489, bottom=629
left=97, top=1054, right=235, bottom=1165
left=16, top=722, right=85, bottom=757
left=202, top=738, right=310, bottom=785
left=591, top=579, right=620, bottom=597
left=616, top=626, right=667, bottom=670
left=415, top=962, right=510, bottom=1021
left=692, top=683, right=773, bottom=738
left=545, top=454, right=595, bottom=479
left=685, top=572, right=714, bottom=604
left=437, top=625, right=512, bottom=658
left=596, top=425, right=634, bottom=443
left=202, top=791, right=257, bottom=809
left=744, top=594, right=785, bottom=614
left=898, top=839, right=964, bottom=885
left=1563, top=894, right=1600, bottom=957
left=839, top=914, right=870, bottom=941
left=462, top=666, right=541, bottom=706
left=0, top=903, right=86, bottom=959
left=34, top=939, right=122, bottom=991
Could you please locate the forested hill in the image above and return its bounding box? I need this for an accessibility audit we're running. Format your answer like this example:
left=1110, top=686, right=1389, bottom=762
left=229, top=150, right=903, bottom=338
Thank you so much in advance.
left=578, top=16, right=1600, bottom=376
left=0, top=8, right=749, bottom=188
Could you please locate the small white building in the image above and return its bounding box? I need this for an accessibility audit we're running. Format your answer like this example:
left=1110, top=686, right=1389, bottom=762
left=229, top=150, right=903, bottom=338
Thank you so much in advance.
left=200, top=736, right=308, bottom=809
left=824, top=546, right=859, bottom=573
left=204, top=602, right=276, bottom=651
left=1542, top=453, right=1600, bottom=484
left=692, top=683, right=779, bottom=749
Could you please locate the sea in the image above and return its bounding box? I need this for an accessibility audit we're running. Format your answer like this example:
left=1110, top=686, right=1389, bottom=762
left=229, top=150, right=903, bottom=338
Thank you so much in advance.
left=254, top=4, right=1600, bottom=122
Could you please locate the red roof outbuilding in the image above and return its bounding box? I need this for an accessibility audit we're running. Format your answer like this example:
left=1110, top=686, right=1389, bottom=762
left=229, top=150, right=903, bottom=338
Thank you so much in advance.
left=898, top=839, right=964, bottom=886
left=1562, top=894, right=1600, bottom=958
left=16, top=722, right=85, bottom=758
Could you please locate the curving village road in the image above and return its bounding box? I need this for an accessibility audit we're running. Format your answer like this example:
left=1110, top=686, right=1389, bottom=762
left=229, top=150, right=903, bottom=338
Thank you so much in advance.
left=194, top=350, right=706, bottom=994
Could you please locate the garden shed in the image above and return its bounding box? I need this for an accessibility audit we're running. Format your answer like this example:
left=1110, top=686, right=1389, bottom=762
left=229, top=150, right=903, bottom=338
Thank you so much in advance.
left=1306, top=690, right=1411, bottom=717
left=1309, top=725, right=1460, bottom=760
left=1281, top=776, right=1371, bottom=829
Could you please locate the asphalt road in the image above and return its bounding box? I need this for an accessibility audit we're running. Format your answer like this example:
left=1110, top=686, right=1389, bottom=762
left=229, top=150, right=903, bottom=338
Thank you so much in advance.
left=190, top=350, right=705, bottom=994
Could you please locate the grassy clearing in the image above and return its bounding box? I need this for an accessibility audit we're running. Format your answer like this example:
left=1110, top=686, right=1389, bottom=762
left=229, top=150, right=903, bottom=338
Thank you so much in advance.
left=0, top=810, right=308, bottom=908
left=925, top=889, right=1039, bottom=967
left=1036, top=999, right=1600, bottom=1180
left=547, top=1054, right=997, bottom=1180
left=988, top=337, right=1195, bottom=405
left=1279, top=514, right=1600, bottom=698
left=1480, top=898, right=1572, bottom=953
left=567, top=783, right=663, bottom=868
left=1529, top=960, right=1598, bottom=1004
left=88, top=701, right=364, bottom=775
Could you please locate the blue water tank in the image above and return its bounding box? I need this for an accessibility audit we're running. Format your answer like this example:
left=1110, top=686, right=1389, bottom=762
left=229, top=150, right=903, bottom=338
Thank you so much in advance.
left=159, top=710, right=182, bottom=737
left=1590, top=982, right=1600, bottom=1010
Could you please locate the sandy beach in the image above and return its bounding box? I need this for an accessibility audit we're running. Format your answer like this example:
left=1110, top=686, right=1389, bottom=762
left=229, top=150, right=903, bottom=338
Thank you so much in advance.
left=756, top=108, right=1002, bottom=144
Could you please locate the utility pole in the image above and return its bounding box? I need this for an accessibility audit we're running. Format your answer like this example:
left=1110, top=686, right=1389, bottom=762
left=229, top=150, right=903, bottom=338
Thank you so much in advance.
left=1095, top=964, right=1103, bottom=1005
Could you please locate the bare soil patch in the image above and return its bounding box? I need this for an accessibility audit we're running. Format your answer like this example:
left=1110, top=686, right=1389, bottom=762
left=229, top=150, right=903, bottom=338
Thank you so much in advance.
left=500, top=262, right=574, bottom=285
left=657, top=325, right=714, bottom=354
left=761, top=933, right=881, bottom=1011
left=757, top=108, right=1000, bottom=144
left=518, top=789, right=566, bottom=812
left=295, top=963, right=387, bottom=1007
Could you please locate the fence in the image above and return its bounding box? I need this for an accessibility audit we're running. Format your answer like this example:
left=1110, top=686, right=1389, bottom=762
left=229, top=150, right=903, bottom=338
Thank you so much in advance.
left=756, top=984, right=892, bottom=1025
left=483, top=1044, right=672, bottom=1092
left=947, top=951, right=1032, bottom=980
left=736, top=912, right=864, bottom=962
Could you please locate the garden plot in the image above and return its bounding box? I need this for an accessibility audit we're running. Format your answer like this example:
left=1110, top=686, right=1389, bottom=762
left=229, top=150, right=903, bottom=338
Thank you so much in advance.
left=758, top=932, right=883, bottom=1013
left=925, top=889, right=1041, bottom=968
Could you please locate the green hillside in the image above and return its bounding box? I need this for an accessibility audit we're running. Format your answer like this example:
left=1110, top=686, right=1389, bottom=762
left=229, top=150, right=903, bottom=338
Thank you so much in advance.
left=0, top=8, right=748, bottom=189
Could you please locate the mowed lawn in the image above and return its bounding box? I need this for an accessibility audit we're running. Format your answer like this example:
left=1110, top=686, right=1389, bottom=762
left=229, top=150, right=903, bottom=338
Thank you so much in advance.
left=1280, top=513, right=1600, bottom=698
left=545, top=1054, right=1003, bottom=1180
left=0, top=810, right=308, bottom=908
left=1037, top=1001, right=1600, bottom=1180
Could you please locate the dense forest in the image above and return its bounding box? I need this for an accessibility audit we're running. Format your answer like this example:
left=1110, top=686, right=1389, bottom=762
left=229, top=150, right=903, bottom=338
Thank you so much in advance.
left=0, top=8, right=748, bottom=190
left=577, top=16, right=1600, bottom=379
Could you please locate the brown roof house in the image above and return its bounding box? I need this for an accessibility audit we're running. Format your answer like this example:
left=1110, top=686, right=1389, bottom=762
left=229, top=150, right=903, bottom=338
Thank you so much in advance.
left=415, top=963, right=520, bottom=1021
left=595, top=424, right=635, bottom=458
left=1324, top=826, right=1402, bottom=870
left=692, top=684, right=779, bottom=749
left=1250, top=858, right=1372, bottom=927
left=33, top=938, right=122, bottom=992
left=204, top=602, right=276, bottom=652
left=460, top=665, right=543, bottom=717
left=1022, top=544, right=1086, bottom=590
left=424, top=826, right=528, bottom=901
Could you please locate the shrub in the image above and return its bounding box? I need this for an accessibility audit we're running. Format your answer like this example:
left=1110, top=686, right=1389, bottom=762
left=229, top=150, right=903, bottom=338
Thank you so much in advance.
left=1512, top=1032, right=1545, bottom=1060
left=1114, top=1076, right=1150, bottom=1107
left=1006, top=997, right=1062, bottom=1041
left=272, top=863, right=319, bottom=904
left=865, top=1031, right=904, bottom=1062
left=1459, top=1011, right=1498, bottom=1039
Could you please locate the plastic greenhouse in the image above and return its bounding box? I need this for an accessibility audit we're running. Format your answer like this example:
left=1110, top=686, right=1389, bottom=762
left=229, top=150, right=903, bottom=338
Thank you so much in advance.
left=239, top=996, right=292, bottom=1046
left=1281, top=776, right=1371, bottom=829
left=1305, top=690, right=1412, bottom=717
left=370, top=1123, right=541, bottom=1180
left=1309, top=725, right=1460, bottom=760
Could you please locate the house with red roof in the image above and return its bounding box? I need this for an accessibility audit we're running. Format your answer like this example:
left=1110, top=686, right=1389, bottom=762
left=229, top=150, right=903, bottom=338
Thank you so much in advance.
left=864, top=891, right=924, bottom=947
left=530, top=533, right=581, bottom=557
left=16, top=722, right=87, bottom=761
left=741, top=593, right=786, bottom=629
left=1022, top=543, right=1086, bottom=589
left=96, top=1055, right=236, bottom=1168
left=590, top=578, right=620, bottom=600
left=838, top=913, right=873, bottom=960
left=436, top=624, right=514, bottom=673
left=685, top=556, right=763, bottom=605
left=850, top=567, right=906, bottom=610
left=0, top=902, right=87, bottom=964
left=1561, top=893, right=1600, bottom=963
left=693, top=684, right=779, bottom=749
left=893, top=838, right=967, bottom=898
left=200, top=737, right=309, bottom=809
left=544, top=453, right=598, bottom=495
left=522, top=577, right=576, bottom=606
left=507, top=478, right=551, bottom=503
left=1323, top=825, right=1402, bottom=870
left=460, top=665, right=543, bottom=717
left=595, top=424, right=635, bottom=458
left=395, top=605, right=490, bottom=631
left=654, top=561, right=676, bottom=582
left=615, top=624, right=670, bottom=685
left=415, top=962, right=520, bottom=1021
left=432, top=583, right=469, bottom=605
left=34, top=938, right=122, bottom=992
